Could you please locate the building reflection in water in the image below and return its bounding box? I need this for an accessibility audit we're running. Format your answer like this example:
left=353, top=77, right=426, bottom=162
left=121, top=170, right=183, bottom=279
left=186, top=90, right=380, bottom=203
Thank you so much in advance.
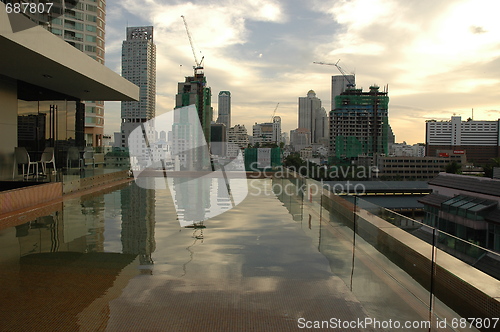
left=120, top=183, right=156, bottom=270
left=0, top=188, right=141, bottom=331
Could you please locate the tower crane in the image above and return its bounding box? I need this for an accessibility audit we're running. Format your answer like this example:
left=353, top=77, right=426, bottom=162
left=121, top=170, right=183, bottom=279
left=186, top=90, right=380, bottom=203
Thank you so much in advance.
left=181, top=15, right=204, bottom=73
left=313, top=60, right=355, bottom=88
left=270, top=103, right=279, bottom=122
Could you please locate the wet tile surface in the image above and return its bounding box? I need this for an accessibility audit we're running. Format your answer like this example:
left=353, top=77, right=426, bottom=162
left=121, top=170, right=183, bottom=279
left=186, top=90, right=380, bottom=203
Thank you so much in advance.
left=0, top=179, right=378, bottom=331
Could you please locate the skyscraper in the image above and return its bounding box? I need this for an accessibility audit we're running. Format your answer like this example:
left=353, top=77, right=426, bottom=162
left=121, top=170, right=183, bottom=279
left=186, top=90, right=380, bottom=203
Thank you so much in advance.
left=120, top=26, right=156, bottom=148
left=331, top=75, right=355, bottom=111
left=298, top=90, right=328, bottom=144
left=216, top=91, right=231, bottom=131
left=21, top=0, right=107, bottom=146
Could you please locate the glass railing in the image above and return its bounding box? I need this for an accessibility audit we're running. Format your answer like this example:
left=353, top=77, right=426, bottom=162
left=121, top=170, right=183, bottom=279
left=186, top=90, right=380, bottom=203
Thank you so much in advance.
left=273, top=172, right=499, bottom=331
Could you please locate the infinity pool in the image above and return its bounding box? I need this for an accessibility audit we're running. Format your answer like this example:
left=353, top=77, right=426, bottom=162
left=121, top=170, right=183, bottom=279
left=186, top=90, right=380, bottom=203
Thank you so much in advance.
left=0, top=179, right=470, bottom=331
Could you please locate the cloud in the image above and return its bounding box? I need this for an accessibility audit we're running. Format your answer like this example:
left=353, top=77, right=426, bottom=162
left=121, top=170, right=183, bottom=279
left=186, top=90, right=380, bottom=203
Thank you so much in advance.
left=306, top=0, right=500, bottom=143
left=104, top=0, right=500, bottom=145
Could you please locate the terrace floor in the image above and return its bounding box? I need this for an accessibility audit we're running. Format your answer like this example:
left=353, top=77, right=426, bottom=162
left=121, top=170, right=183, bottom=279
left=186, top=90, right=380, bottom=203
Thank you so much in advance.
left=0, top=178, right=472, bottom=331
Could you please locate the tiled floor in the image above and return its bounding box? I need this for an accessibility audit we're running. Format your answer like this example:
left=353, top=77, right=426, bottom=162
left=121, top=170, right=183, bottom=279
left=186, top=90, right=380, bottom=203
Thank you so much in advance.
left=0, top=179, right=386, bottom=331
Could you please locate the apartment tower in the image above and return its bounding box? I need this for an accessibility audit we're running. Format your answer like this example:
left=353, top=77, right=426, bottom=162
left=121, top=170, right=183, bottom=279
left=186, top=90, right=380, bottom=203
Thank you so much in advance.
left=20, top=0, right=107, bottom=146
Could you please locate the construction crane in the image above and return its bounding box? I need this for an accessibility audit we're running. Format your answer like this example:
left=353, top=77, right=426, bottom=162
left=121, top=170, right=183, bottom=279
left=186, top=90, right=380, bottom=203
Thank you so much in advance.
left=181, top=15, right=204, bottom=73
left=313, top=60, right=355, bottom=88
left=270, top=103, right=279, bottom=122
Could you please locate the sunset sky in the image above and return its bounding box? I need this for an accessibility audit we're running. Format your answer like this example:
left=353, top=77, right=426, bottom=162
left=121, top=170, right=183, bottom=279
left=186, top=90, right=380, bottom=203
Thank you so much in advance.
left=103, top=0, right=500, bottom=144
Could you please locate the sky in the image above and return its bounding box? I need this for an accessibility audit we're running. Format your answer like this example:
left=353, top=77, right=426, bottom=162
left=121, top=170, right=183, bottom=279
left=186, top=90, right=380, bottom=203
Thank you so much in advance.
left=103, top=0, right=500, bottom=144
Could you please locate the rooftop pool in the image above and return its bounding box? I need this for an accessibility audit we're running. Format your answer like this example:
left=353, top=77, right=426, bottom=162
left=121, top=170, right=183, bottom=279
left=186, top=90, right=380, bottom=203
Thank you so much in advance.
left=0, top=178, right=482, bottom=331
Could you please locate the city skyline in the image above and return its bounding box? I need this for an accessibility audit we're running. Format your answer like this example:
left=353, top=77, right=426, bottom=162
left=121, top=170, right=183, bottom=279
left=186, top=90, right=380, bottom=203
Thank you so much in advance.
left=103, top=0, right=500, bottom=144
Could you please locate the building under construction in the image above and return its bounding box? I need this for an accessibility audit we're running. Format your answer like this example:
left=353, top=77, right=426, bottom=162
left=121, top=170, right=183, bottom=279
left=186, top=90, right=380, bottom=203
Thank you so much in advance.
left=329, top=85, right=391, bottom=162
left=175, top=72, right=213, bottom=144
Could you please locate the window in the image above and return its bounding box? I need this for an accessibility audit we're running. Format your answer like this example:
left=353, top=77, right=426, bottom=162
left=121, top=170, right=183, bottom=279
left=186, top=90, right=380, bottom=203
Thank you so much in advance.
left=51, top=18, right=63, bottom=26
left=51, top=28, right=62, bottom=35
left=86, top=14, right=97, bottom=23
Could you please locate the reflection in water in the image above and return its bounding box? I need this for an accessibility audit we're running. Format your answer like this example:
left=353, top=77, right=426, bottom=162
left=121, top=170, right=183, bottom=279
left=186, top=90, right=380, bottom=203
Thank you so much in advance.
left=181, top=227, right=205, bottom=277
left=0, top=181, right=162, bottom=330
left=121, top=183, right=156, bottom=267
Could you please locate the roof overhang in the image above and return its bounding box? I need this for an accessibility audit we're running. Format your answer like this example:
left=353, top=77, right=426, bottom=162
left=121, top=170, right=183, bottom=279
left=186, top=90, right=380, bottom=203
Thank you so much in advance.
left=0, top=5, right=139, bottom=101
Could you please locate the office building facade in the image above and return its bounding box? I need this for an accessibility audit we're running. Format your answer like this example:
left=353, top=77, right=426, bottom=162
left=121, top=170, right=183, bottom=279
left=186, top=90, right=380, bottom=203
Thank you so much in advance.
left=426, top=116, right=500, bottom=164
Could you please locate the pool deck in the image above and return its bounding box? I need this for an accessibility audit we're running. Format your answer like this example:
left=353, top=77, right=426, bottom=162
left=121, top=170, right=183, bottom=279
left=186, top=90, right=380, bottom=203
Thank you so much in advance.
left=0, top=179, right=382, bottom=331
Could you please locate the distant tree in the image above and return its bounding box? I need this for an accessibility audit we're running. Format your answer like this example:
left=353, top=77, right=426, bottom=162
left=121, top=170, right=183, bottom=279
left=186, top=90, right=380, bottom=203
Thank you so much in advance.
left=445, top=161, right=461, bottom=174
left=483, top=157, right=500, bottom=178
left=283, top=153, right=304, bottom=169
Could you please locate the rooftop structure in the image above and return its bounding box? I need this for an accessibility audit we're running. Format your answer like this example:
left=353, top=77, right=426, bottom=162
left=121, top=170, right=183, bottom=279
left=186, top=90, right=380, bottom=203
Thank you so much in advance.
left=375, top=154, right=465, bottom=180
left=0, top=5, right=138, bottom=176
left=419, top=173, right=500, bottom=263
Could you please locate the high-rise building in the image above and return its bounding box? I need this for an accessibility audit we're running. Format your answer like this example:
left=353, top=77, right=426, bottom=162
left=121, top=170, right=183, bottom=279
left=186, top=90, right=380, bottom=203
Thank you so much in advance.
left=228, top=125, right=248, bottom=157
left=253, top=122, right=273, bottom=145
left=329, top=85, right=390, bottom=160
left=21, top=0, right=107, bottom=146
left=298, top=90, right=328, bottom=144
left=273, top=116, right=282, bottom=145
left=175, top=73, right=213, bottom=144
left=290, top=128, right=311, bottom=152
left=253, top=119, right=280, bottom=146
left=426, top=116, right=500, bottom=164
left=331, top=75, right=355, bottom=111
left=120, top=26, right=156, bottom=148
left=216, top=91, right=231, bottom=131
left=210, top=123, right=227, bottom=156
